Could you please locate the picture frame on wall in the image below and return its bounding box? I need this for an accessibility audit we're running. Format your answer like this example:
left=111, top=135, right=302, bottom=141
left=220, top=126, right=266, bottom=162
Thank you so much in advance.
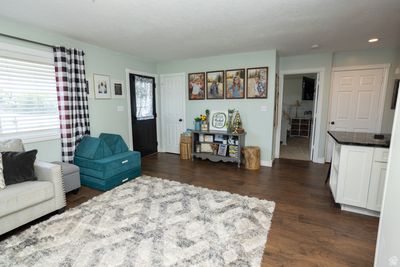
left=209, top=110, right=228, bottom=131
left=225, top=69, right=245, bottom=99
left=111, top=79, right=125, bottom=98
left=188, top=72, right=205, bottom=100
left=206, top=70, right=224, bottom=99
left=246, top=67, right=268, bottom=98
left=93, top=74, right=111, bottom=99
left=391, top=79, right=399, bottom=110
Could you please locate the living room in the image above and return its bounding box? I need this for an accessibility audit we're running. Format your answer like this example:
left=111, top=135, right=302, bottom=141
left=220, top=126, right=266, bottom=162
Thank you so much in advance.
left=0, top=1, right=399, bottom=266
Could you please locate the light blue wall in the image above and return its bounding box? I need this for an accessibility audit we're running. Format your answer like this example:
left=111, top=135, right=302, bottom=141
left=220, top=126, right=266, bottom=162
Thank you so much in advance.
left=157, top=50, right=277, bottom=162
left=0, top=17, right=157, bottom=161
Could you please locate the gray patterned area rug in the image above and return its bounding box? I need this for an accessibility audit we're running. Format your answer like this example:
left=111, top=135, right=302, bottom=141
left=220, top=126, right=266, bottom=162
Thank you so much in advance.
left=0, top=176, right=275, bottom=267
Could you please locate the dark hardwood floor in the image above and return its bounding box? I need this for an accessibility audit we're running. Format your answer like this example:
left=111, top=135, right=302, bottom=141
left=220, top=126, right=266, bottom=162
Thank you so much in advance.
left=2, top=153, right=379, bottom=266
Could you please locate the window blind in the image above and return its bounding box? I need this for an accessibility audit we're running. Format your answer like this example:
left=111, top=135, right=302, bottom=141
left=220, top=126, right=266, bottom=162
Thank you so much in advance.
left=0, top=55, right=60, bottom=141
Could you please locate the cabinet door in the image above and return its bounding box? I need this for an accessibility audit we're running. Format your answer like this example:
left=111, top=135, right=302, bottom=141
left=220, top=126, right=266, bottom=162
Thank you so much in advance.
left=367, top=162, right=387, bottom=211
left=337, top=146, right=374, bottom=207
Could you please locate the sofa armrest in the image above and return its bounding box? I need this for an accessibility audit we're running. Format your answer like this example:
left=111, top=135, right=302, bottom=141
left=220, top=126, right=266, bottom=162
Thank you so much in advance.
left=34, top=160, right=66, bottom=210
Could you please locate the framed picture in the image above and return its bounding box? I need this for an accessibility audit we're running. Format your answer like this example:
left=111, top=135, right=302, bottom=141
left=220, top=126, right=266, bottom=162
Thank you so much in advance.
left=391, top=79, right=399, bottom=110
left=209, top=110, right=228, bottom=131
left=206, top=71, right=224, bottom=99
left=247, top=67, right=268, bottom=98
left=188, top=72, right=205, bottom=100
left=111, top=79, right=125, bottom=98
left=93, top=74, right=111, bottom=99
left=218, top=144, right=228, bottom=156
left=225, top=69, right=245, bottom=99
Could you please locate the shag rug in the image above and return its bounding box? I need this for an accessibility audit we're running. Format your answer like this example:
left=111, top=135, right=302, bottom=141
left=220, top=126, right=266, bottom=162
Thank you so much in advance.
left=0, top=176, right=275, bottom=267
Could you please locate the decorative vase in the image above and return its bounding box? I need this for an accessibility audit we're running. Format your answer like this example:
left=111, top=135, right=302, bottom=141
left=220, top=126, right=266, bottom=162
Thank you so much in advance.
left=194, top=121, right=201, bottom=131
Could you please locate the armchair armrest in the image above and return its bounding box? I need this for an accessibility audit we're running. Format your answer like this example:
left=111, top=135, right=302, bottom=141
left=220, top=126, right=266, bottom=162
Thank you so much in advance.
left=34, top=160, right=66, bottom=210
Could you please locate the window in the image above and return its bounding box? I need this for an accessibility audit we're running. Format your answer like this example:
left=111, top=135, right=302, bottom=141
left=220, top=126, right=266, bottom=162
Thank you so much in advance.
left=0, top=43, right=59, bottom=142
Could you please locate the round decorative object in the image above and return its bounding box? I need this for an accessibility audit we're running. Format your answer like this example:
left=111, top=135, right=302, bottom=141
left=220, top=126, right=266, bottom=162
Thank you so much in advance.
left=242, top=146, right=261, bottom=170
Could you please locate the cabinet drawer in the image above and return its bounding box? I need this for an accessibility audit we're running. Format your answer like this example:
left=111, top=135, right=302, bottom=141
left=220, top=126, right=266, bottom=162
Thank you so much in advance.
left=373, top=148, right=389, bottom=163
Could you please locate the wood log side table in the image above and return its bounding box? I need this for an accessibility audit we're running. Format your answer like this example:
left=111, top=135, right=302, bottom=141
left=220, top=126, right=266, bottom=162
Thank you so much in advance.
left=242, top=146, right=261, bottom=170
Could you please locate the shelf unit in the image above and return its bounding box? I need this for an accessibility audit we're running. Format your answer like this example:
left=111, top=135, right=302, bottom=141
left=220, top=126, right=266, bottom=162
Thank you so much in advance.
left=191, top=130, right=246, bottom=168
left=290, top=118, right=312, bottom=138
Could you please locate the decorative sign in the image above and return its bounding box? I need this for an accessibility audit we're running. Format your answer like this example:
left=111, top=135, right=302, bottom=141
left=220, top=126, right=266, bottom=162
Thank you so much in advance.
left=210, top=111, right=228, bottom=131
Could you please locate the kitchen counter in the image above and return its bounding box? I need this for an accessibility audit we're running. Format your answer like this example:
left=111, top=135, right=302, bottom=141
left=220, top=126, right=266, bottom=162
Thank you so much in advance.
left=328, top=131, right=390, bottom=148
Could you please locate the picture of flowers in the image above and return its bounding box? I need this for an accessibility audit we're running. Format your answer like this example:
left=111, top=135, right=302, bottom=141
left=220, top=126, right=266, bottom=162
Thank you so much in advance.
left=247, top=67, right=268, bottom=98
left=225, top=69, right=245, bottom=99
left=206, top=71, right=224, bottom=99
left=188, top=72, right=205, bottom=100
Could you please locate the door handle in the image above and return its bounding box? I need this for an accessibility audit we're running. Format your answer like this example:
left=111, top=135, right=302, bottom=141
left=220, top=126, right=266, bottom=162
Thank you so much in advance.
left=179, top=119, right=183, bottom=122
left=330, top=121, right=335, bottom=125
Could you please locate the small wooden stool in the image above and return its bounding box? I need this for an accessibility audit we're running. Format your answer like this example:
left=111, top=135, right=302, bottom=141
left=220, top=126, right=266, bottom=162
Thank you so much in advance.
left=180, top=134, right=192, bottom=160
left=242, top=146, right=261, bottom=170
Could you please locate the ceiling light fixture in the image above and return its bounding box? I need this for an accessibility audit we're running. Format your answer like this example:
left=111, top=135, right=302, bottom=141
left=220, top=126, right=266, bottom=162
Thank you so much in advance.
left=311, top=44, right=319, bottom=49
left=368, top=38, right=379, bottom=43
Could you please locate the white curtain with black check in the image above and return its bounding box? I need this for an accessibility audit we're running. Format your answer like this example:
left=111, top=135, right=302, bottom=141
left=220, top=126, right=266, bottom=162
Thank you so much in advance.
left=53, top=47, right=90, bottom=163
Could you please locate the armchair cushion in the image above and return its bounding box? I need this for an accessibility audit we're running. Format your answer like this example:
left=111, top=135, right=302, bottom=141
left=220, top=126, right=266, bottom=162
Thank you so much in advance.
left=99, top=133, right=129, bottom=154
left=74, top=136, right=112, bottom=160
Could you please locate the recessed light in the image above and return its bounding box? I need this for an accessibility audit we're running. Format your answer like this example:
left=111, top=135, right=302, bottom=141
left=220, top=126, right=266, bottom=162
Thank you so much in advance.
left=311, top=44, right=319, bottom=49
left=368, top=38, right=379, bottom=43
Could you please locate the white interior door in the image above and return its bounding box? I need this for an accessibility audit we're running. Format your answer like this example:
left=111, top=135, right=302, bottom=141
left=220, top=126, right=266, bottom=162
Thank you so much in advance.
left=326, top=68, right=384, bottom=161
left=160, top=73, right=185, bottom=154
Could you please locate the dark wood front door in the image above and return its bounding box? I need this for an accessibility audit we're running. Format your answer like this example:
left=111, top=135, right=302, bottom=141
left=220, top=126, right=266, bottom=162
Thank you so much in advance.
left=130, top=73, right=157, bottom=157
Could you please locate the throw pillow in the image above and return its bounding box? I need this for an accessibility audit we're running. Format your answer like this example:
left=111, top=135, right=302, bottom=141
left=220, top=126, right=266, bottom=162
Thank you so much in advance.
left=0, top=154, right=5, bottom=190
left=0, top=139, right=25, bottom=152
left=2, top=150, right=38, bottom=185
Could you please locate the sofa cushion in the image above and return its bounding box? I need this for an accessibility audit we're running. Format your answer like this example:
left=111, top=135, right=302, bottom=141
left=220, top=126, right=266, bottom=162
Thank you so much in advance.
left=74, top=136, right=112, bottom=160
left=0, top=181, right=54, bottom=218
left=0, top=139, right=25, bottom=152
left=2, top=150, right=38, bottom=185
left=74, top=151, right=141, bottom=179
left=99, top=133, right=129, bottom=155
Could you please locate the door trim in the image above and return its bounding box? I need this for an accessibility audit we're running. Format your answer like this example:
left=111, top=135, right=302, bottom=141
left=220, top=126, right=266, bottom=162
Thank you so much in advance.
left=275, top=68, right=325, bottom=163
left=160, top=73, right=186, bottom=153
left=325, top=63, right=390, bottom=160
left=125, top=68, right=159, bottom=151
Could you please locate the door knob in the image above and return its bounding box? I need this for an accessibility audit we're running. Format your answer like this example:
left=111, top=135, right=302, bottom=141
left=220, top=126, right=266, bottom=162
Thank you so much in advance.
left=330, top=121, right=335, bottom=125
left=179, top=119, right=183, bottom=122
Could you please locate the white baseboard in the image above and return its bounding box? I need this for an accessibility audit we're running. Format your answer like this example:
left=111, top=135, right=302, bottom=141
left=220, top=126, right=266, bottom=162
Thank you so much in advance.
left=260, top=160, right=273, bottom=167
left=314, top=157, right=326, bottom=164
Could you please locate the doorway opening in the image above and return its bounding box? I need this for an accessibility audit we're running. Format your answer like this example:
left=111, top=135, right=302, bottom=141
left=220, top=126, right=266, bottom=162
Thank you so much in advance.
left=280, top=73, right=318, bottom=161
left=129, top=73, right=158, bottom=157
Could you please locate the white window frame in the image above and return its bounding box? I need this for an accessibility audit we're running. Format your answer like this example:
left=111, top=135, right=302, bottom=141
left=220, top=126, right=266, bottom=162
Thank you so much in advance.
left=0, top=42, right=60, bottom=144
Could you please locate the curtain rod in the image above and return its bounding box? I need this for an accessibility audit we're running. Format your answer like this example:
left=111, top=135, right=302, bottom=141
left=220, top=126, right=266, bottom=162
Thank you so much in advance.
left=0, top=32, right=55, bottom=49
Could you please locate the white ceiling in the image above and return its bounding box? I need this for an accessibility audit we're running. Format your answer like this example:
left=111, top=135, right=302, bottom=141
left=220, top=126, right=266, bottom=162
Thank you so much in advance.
left=0, top=0, right=399, bottom=62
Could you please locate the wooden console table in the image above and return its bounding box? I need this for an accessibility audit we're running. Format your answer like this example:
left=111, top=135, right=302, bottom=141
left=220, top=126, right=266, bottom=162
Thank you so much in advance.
left=191, top=130, right=246, bottom=168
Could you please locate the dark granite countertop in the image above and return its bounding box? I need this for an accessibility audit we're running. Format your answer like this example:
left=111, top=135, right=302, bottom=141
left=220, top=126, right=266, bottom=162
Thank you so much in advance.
left=328, top=131, right=391, bottom=148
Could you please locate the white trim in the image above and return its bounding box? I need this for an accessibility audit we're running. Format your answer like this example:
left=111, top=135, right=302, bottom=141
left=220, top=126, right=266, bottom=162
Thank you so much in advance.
left=125, top=68, right=159, bottom=151
left=325, top=63, right=391, bottom=160
left=275, top=68, right=325, bottom=163
left=160, top=72, right=186, bottom=153
left=260, top=160, right=273, bottom=167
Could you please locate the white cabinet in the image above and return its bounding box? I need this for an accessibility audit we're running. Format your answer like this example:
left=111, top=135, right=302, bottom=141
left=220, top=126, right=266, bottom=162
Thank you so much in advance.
left=336, top=146, right=374, bottom=208
left=367, top=162, right=387, bottom=211
left=329, top=143, right=389, bottom=216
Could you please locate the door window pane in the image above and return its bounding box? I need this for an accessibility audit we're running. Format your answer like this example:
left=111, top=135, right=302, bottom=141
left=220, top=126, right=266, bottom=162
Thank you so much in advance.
left=135, top=76, right=154, bottom=120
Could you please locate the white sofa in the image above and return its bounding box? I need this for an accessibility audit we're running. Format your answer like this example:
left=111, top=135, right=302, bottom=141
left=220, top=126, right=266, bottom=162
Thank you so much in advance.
left=0, top=140, right=66, bottom=235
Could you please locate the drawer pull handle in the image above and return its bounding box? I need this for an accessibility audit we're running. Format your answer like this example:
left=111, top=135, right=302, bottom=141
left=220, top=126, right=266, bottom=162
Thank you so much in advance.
left=122, top=178, right=128, bottom=182
left=122, top=160, right=128, bottom=164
